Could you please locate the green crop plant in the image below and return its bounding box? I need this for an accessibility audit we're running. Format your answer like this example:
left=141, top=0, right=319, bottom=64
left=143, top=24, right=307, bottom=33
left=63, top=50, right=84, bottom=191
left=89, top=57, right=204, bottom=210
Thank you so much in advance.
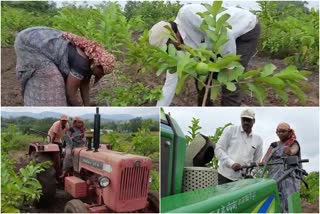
left=134, top=1, right=310, bottom=106
left=1, top=155, right=51, bottom=213
left=256, top=1, right=319, bottom=68
left=1, top=5, right=53, bottom=46
left=53, top=2, right=131, bottom=55
left=185, top=118, right=202, bottom=144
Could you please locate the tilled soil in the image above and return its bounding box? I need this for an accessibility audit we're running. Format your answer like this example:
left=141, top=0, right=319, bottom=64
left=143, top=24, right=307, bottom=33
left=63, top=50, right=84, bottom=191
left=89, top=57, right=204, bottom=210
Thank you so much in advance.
left=1, top=47, right=318, bottom=106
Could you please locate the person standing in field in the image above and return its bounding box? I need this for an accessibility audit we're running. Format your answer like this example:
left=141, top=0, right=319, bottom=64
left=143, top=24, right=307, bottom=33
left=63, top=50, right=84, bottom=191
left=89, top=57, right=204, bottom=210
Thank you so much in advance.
left=14, top=26, right=115, bottom=106
left=149, top=4, right=260, bottom=106
left=48, top=114, right=69, bottom=144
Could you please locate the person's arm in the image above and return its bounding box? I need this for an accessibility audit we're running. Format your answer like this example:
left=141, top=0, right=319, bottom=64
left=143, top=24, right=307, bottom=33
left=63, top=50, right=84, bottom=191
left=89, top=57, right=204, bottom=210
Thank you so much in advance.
left=156, top=71, right=178, bottom=106
left=253, top=138, right=263, bottom=165
left=284, top=142, right=300, bottom=156
left=80, top=78, right=90, bottom=106
left=214, top=126, right=235, bottom=168
left=260, top=142, right=278, bottom=165
left=66, top=74, right=82, bottom=106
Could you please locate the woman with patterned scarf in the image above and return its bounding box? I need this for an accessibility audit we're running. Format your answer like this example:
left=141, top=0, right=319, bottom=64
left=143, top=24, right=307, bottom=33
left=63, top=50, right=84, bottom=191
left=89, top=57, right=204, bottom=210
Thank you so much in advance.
left=14, top=27, right=115, bottom=106
left=261, top=122, right=301, bottom=213
left=61, top=116, right=86, bottom=178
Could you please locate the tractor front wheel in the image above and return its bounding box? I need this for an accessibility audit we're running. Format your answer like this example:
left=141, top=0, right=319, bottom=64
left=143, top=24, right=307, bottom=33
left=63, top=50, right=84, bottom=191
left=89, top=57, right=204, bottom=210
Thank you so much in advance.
left=147, top=191, right=159, bottom=213
left=64, top=199, right=88, bottom=213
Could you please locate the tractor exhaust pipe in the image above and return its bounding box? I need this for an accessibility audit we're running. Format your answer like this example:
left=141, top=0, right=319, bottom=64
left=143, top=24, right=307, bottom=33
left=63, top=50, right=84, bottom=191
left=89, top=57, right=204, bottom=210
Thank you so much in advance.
left=93, top=107, right=100, bottom=152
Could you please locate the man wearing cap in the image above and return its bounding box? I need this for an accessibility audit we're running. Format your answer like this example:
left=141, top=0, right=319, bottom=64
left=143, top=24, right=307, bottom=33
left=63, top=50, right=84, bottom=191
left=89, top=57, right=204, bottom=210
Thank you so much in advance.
left=215, top=109, right=263, bottom=184
left=48, top=114, right=69, bottom=144
left=149, top=4, right=260, bottom=106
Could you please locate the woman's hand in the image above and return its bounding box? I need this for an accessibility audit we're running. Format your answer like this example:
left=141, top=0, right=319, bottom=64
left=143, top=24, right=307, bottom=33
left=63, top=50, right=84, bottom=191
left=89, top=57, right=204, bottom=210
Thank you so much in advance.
left=284, top=146, right=292, bottom=155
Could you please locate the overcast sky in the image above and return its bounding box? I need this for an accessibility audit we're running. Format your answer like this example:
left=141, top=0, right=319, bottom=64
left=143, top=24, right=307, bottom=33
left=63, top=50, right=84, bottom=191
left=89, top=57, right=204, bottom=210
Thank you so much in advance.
left=163, top=107, right=319, bottom=173
left=1, top=107, right=159, bottom=117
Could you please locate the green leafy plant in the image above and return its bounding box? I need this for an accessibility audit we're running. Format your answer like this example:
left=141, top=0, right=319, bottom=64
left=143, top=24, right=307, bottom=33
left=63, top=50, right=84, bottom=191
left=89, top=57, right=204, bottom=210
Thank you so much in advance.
left=1, top=154, right=51, bottom=213
left=97, top=71, right=162, bottom=106
left=185, top=118, right=202, bottom=144
left=53, top=2, right=131, bottom=55
left=1, top=5, right=53, bottom=46
left=135, top=1, right=310, bottom=106
left=150, top=169, right=160, bottom=192
left=131, top=127, right=159, bottom=157
left=207, top=123, right=233, bottom=169
left=124, top=1, right=182, bottom=29
left=300, top=171, right=319, bottom=203
left=256, top=1, right=319, bottom=68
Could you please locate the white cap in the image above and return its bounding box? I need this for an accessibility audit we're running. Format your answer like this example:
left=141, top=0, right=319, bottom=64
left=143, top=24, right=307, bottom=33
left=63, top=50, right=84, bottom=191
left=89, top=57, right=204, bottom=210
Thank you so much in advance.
left=241, top=109, right=255, bottom=119
left=149, top=21, right=171, bottom=50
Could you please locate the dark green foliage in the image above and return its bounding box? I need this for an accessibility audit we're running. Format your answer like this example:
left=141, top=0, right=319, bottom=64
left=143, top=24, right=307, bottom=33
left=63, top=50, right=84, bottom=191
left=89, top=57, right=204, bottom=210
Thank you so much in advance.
left=1, top=5, right=54, bottom=46
left=300, top=171, right=319, bottom=203
left=256, top=1, right=319, bottom=68
left=124, top=1, right=182, bottom=29
left=1, top=154, right=51, bottom=212
left=1, top=1, right=57, bottom=15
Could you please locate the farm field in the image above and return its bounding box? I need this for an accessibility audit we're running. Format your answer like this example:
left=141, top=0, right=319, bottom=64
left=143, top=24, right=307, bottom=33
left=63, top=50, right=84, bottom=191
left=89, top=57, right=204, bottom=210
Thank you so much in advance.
left=1, top=110, right=159, bottom=213
left=1, top=1, right=319, bottom=106
left=2, top=47, right=319, bottom=106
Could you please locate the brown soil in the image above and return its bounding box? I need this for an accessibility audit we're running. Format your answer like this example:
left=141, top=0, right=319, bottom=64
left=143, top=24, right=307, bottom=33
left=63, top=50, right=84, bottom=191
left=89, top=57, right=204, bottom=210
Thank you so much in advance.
left=301, top=199, right=319, bottom=213
left=1, top=47, right=318, bottom=106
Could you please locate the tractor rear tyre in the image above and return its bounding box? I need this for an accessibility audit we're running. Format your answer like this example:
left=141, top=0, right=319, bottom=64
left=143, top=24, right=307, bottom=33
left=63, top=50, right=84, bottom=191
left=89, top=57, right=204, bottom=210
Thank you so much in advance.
left=147, top=191, right=159, bottom=213
left=64, top=199, right=88, bottom=213
left=31, top=152, right=56, bottom=207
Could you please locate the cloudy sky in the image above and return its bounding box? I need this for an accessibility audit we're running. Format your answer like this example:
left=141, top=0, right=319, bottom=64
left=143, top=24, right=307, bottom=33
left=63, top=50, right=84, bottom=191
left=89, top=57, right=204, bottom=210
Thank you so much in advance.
left=1, top=107, right=159, bottom=117
left=163, top=107, right=319, bottom=173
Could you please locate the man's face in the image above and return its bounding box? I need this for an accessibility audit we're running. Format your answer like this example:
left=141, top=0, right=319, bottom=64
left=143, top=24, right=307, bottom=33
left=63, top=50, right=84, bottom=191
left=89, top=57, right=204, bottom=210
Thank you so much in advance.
left=241, top=117, right=255, bottom=134
left=60, top=120, right=67, bottom=127
left=276, top=129, right=290, bottom=141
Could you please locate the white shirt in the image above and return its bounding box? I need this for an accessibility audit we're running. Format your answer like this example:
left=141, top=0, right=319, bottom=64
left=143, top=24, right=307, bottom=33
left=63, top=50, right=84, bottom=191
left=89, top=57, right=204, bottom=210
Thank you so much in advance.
left=215, top=125, right=263, bottom=181
left=157, top=4, right=257, bottom=106
left=175, top=4, right=258, bottom=54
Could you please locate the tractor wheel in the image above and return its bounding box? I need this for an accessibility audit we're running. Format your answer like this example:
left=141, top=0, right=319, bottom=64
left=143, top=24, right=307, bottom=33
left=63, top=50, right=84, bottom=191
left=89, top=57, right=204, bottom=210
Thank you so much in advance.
left=31, top=152, right=57, bottom=207
left=147, top=191, right=159, bottom=213
left=64, top=199, right=88, bottom=213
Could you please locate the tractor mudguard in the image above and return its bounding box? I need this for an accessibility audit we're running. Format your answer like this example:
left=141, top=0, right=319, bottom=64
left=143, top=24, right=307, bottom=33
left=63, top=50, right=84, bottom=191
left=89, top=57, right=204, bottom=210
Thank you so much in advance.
left=28, top=143, right=60, bottom=155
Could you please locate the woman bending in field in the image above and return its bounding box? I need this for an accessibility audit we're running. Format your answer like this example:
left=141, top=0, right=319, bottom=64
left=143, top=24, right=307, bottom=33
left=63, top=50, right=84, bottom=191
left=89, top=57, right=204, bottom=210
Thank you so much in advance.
left=15, top=26, right=115, bottom=106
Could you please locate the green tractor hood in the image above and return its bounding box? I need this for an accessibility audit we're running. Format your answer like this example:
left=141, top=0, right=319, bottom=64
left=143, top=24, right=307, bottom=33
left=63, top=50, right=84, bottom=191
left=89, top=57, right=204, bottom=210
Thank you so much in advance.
left=161, top=178, right=281, bottom=213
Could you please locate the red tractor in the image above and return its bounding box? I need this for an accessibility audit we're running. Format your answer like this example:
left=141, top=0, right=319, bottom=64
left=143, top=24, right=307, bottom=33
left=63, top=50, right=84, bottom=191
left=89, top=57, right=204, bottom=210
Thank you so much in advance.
left=28, top=108, right=159, bottom=213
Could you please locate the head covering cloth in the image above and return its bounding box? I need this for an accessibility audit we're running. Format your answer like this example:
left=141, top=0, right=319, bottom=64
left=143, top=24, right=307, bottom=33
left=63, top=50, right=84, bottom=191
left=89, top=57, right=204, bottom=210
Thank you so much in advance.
left=62, top=32, right=115, bottom=74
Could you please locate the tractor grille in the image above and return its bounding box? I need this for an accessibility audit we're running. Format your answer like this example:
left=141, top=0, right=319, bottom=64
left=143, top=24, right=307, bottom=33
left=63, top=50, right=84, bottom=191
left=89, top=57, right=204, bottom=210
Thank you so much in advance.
left=119, top=166, right=149, bottom=200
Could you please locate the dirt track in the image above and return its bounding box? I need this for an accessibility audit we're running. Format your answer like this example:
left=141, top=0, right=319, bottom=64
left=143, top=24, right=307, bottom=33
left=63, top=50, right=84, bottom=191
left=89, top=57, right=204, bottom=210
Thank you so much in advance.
left=1, top=47, right=319, bottom=106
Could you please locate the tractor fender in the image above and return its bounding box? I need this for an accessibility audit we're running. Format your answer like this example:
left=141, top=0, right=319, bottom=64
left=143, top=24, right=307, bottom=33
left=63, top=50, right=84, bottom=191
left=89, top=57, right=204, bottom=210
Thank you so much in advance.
left=28, top=143, right=60, bottom=155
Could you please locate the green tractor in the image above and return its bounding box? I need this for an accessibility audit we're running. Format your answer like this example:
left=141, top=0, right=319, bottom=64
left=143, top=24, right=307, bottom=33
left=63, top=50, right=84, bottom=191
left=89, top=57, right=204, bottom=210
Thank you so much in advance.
left=160, top=112, right=309, bottom=213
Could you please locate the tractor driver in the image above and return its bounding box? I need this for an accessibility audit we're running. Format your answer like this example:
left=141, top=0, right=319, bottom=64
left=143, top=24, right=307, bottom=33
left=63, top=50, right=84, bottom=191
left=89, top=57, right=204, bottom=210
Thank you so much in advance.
left=215, top=109, right=263, bottom=184
left=48, top=114, right=69, bottom=144
left=60, top=116, right=86, bottom=178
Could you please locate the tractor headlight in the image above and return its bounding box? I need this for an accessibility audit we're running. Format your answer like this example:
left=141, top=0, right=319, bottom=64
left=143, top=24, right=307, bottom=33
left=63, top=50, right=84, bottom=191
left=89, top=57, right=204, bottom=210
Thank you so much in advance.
left=98, top=176, right=110, bottom=188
